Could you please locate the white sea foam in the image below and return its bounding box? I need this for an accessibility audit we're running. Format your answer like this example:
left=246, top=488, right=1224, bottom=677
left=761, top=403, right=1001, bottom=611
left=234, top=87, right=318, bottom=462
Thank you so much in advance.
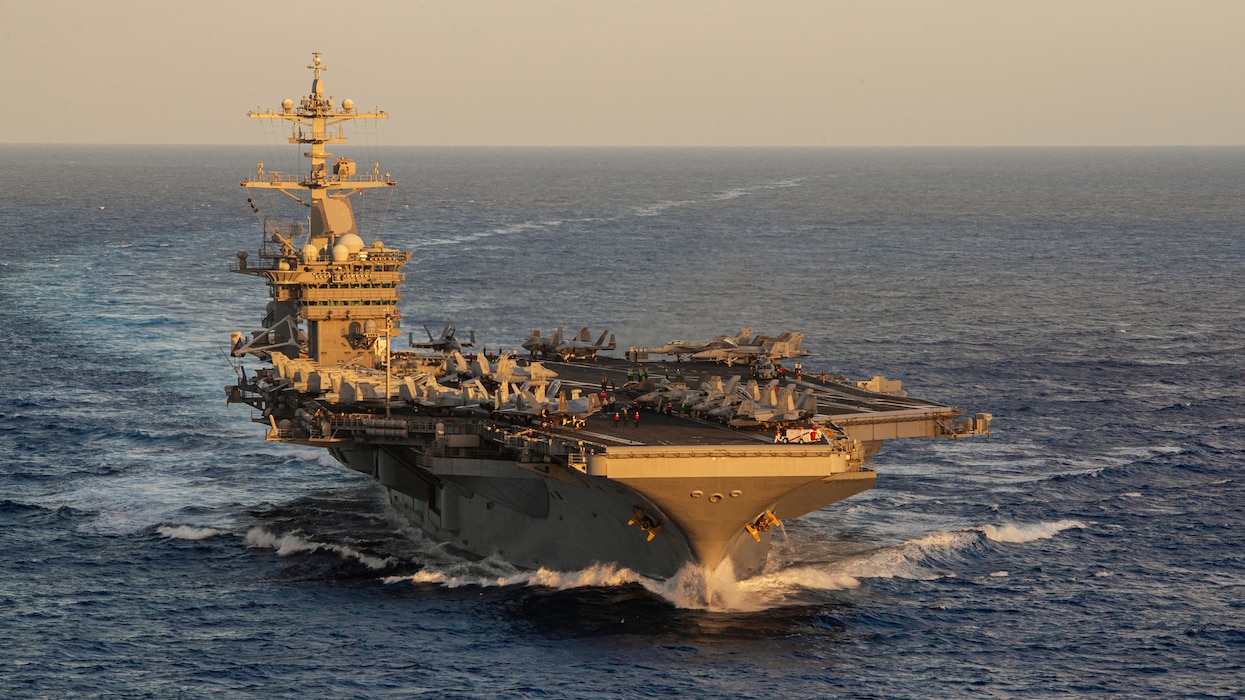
left=405, top=220, right=557, bottom=249
left=386, top=559, right=792, bottom=611
left=822, top=531, right=977, bottom=581
left=989, top=570, right=1010, bottom=577
left=637, top=531, right=970, bottom=609
left=732, top=566, right=861, bottom=607
left=644, top=560, right=758, bottom=610
left=382, top=533, right=956, bottom=612
left=379, top=521, right=1081, bottom=611
left=632, top=200, right=697, bottom=217
left=283, top=448, right=345, bottom=470
left=244, top=527, right=395, bottom=570
left=709, top=178, right=804, bottom=201
left=980, top=520, right=1086, bottom=543
left=384, top=561, right=648, bottom=592
left=157, top=525, right=224, bottom=541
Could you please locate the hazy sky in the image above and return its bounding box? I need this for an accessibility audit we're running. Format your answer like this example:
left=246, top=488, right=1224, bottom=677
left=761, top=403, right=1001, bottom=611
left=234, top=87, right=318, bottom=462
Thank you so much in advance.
left=4, top=0, right=1243, bottom=147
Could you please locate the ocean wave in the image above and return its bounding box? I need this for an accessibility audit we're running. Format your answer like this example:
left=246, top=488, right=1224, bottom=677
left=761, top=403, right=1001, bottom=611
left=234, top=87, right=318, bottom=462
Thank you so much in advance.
left=823, top=530, right=981, bottom=581
left=0, top=499, right=64, bottom=516
left=281, top=448, right=347, bottom=470
left=979, top=519, right=1086, bottom=543
left=156, top=524, right=225, bottom=541
left=244, top=526, right=396, bottom=570
left=938, top=440, right=1190, bottom=488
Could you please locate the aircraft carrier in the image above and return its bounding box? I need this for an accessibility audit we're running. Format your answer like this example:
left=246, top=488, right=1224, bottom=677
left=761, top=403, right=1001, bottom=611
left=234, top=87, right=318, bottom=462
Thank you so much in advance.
left=225, top=54, right=991, bottom=580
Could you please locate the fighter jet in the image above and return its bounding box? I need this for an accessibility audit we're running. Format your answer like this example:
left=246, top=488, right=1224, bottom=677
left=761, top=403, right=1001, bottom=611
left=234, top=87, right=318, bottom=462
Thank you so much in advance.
left=650, top=328, right=753, bottom=361
left=483, top=353, right=559, bottom=386
left=552, top=327, right=616, bottom=360
left=634, top=379, right=702, bottom=410
left=728, top=383, right=819, bottom=427
left=764, top=331, right=812, bottom=361
left=509, top=380, right=603, bottom=429
left=409, top=325, right=475, bottom=354
left=399, top=373, right=490, bottom=409
left=522, top=328, right=560, bottom=359
left=523, top=326, right=615, bottom=361
left=691, top=330, right=810, bottom=366
left=686, top=375, right=741, bottom=414
left=648, top=339, right=712, bottom=361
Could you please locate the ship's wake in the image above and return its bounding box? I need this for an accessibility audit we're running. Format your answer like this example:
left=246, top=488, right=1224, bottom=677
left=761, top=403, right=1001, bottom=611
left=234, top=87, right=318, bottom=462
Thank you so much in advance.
left=159, top=517, right=1088, bottom=611
left=157, top=524, right=400, bottom=572
left=376, top=556, right=857, bottom=612
left=391, top=518, right=1088, bottom=610
left=242, top=527, right=398, bottom=570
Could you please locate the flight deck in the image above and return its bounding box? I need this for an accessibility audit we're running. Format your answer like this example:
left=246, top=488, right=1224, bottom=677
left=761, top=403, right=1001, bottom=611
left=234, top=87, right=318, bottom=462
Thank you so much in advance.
left=519, top=356, right=985, bottom=451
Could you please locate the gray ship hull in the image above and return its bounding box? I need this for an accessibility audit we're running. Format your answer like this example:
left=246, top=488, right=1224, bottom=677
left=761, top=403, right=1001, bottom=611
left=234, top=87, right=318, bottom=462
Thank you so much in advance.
left=333, top=444, right=750, bottom=579
left=330, top=439, right=876, bottom=580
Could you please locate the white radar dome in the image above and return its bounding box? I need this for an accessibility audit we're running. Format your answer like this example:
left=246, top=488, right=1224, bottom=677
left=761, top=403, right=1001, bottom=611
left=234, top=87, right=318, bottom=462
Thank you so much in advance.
left=303, top=243, right=319, bottom=263
left=337, top=232, right=365, bottom=253
left=342, top=98, right=354, bottom=112
left=332, top=244, right=349, bottom=262
left=282, top=98, right=294, bottom=112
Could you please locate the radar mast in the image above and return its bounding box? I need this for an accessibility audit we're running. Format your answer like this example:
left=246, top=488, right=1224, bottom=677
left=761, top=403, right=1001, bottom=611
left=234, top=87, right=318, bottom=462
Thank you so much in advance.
left=233, top=53, right=409, bottom=369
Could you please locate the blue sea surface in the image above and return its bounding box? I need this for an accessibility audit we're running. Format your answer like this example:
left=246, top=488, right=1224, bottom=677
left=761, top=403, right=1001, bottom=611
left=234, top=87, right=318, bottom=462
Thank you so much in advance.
left=1, top=145, right=1242, bottom=697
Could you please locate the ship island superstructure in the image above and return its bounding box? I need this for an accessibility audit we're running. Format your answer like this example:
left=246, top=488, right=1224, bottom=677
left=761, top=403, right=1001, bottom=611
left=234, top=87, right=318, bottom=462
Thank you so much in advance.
left=226, top=54, right=991, bottom=580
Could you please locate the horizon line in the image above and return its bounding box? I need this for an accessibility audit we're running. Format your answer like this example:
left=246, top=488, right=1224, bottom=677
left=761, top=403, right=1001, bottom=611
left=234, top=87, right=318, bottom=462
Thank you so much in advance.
left=5, top=142, right=1245, bottom=150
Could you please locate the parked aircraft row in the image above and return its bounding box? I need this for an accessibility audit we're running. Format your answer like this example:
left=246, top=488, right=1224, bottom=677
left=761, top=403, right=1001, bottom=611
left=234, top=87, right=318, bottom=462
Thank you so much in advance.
left=633, top=375, right=820, bottom=428
left=396, top=369, right=602, bottom=428
left=522, top=327, right=616, bottom=361
left=404, top=323, right=617, bottom=365
left=650, top=328, right=811, bottom=366
left=269, top=338, right=815, bottom=430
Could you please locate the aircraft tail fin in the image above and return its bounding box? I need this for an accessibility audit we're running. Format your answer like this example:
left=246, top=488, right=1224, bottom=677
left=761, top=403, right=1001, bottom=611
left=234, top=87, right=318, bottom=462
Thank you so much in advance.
left=519, top=387, right=543, bottom=414
left=449, top=351, right=470, bottom=374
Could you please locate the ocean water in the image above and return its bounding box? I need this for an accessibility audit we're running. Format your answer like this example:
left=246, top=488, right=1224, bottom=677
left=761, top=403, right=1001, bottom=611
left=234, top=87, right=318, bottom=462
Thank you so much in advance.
left=1, top=144, right=1242, bottom=698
